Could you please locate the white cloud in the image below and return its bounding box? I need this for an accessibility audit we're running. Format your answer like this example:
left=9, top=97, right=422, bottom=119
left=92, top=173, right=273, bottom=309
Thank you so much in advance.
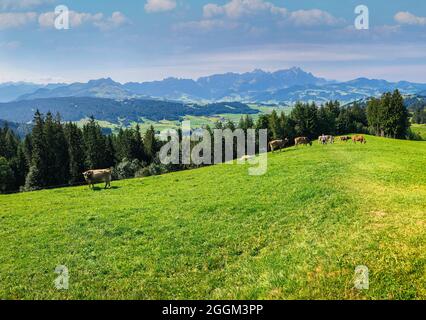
left=394, top=11, right=426, bottom=26
left=0, top=12, right=37, bottom=29
left=38, top=10, right=128, bottom=30
left=203, top=4, right=224, bottom=19
left=203, top=0, right=287, bottom=19
left=288, top=9, right=343, bottom=27
left=0, top=0, right=54, bottom=10
left=145, top=0, right=176, bottom=13
left=94, top=12, right=129, bottom=31
left=201, top=0, right=341, bottom=29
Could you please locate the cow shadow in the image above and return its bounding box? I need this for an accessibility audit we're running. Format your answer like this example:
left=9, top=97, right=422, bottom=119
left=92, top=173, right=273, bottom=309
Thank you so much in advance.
left=91, top=186, right=121, bottom=191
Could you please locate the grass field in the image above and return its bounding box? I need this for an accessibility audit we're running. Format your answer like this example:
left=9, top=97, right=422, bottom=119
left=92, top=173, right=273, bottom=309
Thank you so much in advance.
left=411, top=124, right=426, bottom=140
left=0, top=136, right=425, bottom=300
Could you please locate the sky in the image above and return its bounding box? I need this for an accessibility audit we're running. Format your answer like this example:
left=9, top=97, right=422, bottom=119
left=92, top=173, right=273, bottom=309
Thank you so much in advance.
left=1, top=0, right=426, bottom=83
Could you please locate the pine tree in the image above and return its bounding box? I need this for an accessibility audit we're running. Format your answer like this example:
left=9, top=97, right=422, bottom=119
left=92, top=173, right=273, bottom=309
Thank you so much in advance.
left=64, top=123, right=85, bottom=184
left=388, top=90, right=409, bottom=139
left=238, top=116, right=245, bottom=131
left=0, top=157, right=14, bottom=193
left=83, top=116, right=107, bottom=169
left=0, top=126, right=5, bottom=158
left=144, top=125, right=157, bottom=163
left=290, top=102, right=318, bottom=139
left=366, top=98, right=382, bottom=136
left=0, top=124, right=19, bottom=160
left=25, top=110, right=48, bottom=190
left=104, top=135, right=116, bottom=168
left=9, top=144, right=28, bottom=190
left=43, top=112, right=69, bottom=186
left=133, top=124, right=144, bottom=161
left=22, top=134, right=33, bottom=168
left=269, top=110, right=280, bottom=139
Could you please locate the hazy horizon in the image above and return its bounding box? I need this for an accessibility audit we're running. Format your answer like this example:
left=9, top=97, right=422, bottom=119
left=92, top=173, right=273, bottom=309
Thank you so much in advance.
left=3, top=66, right=426, bottom=86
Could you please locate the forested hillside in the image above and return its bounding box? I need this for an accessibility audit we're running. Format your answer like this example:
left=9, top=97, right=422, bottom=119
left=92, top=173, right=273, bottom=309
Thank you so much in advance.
left=0, top=98, right=258, bottom=124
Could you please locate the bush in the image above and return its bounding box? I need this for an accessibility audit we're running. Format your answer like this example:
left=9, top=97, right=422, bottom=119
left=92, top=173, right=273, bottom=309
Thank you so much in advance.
left=113, top=158, right=143, bottom=180
left=406, top=128, right=423, bottom=141
left=135, top=163, right=167, bottom=178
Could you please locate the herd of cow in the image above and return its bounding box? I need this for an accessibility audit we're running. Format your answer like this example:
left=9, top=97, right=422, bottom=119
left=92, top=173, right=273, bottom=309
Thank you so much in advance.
left=83, top=135, right=367, bottom=189
left=269, top=134, right=367, bottom=152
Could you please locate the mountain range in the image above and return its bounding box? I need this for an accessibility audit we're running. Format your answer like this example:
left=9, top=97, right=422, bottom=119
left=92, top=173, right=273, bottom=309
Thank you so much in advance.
left=0, top=82, right=65, bottom=103
left=5, top=67, right=426, bottom=104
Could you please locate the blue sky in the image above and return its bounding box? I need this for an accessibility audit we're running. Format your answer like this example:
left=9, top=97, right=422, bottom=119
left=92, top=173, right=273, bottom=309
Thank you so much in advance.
left=1, top=0, right=426, bottom=83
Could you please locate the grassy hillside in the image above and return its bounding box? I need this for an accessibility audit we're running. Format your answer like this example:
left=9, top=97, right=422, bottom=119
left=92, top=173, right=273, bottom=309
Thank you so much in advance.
left=0, top=136, right=425, bottom=300
left=412, top=124, right=426, bottom=140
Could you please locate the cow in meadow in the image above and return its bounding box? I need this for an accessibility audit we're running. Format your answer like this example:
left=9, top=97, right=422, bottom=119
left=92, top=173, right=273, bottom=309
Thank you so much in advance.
left=83, top=169, right=112, bottom=189
left=352, top=135, right=367, bottom=144
left=340, top=136, right=350, bottom=142
left=295, top=137, right=312, bottom=147
left=269, top=138, right=289, bottom=152
left=318, top=135, right=334, bottom=145
left=319, top=135, right=327, bottom=145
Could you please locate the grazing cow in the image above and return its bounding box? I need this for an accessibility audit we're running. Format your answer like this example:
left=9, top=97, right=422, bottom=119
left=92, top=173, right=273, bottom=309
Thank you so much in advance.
left=318, top=135, right=334, bottom=145
left=340, top=136, right=350, bottom=142
left=269, top=138, right=289, bottom=152
left=352, top=135, right=367, bottom=144
left=83, top=169, right=112, bottom=189
left=295, top=137, right=312, bottom=147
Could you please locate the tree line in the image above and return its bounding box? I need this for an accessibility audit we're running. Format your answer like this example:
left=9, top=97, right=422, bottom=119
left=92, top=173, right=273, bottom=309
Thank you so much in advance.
left=0, top=90, right=414, bottom=193
left=411, top=106, right=426, bottom=124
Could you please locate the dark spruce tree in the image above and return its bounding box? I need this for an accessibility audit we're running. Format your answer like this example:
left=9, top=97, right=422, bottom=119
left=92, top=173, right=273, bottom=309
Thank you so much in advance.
left=143, top=125, right=157, bottom=163
left=0, top=157, right=15, bottom=193
left=9, top=145, right=28, bottom=190
left=83, top=116, right=107, bottom=169
left=290, top=102, right=319, bottom=139
left=25, top=110, right=48, bottom=190
left=64, top=122, right=86, bottom=184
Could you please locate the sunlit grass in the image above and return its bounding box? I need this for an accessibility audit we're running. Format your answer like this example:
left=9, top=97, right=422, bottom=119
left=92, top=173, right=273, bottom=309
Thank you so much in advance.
left=0, top=136, right=425, bottom=299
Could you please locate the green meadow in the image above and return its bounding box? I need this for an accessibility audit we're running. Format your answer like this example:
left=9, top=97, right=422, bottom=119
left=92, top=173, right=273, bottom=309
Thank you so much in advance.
left=0, top=136, right=425, bottom=299
left=74, top=104, right=291, bottom=134
left=412, top=124, right=426, bottom=140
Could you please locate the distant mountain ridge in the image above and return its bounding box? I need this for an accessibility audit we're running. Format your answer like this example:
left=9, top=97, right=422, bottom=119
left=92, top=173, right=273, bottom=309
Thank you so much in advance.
left=0, top=82, right=64, bottom=103
left=2, top=67, right=426, bottom=104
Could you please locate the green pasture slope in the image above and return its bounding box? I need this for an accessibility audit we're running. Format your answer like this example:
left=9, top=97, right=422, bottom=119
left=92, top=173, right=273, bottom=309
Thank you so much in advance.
left=412, top=124, right=426, bottom=140
left=0, top=136, right=425, bottom=300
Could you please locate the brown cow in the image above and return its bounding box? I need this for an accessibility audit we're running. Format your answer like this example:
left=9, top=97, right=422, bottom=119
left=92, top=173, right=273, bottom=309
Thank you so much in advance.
left=340, top=136, right=350, bottom=142
left=352, top=135, right=367, bottom=144
left=83, top=169, right=112, bottom=189
left=295, top=137, right=312, bottom=147
left=269, top=138, right=289, bottom=152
